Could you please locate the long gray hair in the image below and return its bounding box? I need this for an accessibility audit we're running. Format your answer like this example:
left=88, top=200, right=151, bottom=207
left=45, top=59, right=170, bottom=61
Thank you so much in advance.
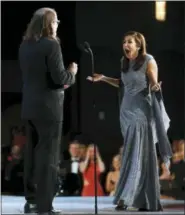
left=23, top=7, right=59, bottom=41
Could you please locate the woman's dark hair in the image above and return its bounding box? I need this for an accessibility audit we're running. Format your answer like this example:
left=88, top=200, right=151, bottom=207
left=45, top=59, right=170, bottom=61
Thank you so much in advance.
left=23, top=7, right=59, bottom=41
left=121, top=31, right=147, bottom=73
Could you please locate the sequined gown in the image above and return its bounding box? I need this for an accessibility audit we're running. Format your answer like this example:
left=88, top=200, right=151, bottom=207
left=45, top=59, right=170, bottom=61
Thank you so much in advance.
left=113, top=54, right=172, bottom=211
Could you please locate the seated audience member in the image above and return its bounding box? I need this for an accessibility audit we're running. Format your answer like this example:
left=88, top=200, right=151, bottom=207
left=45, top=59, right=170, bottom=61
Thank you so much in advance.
left=172, top=139, right=184, bottom=163
left=105, top=154, right=121, bottom=196
left=170, top=139, right=185, bottom=199
left=60, top=140, right=83, bottom=196
left=159, top=161, right=174, bottom=198
left=159, top=140, right=185, bottom=200
left=5, top=127, right=26, bottom=181
left=80, top=144, right=105, bottom=196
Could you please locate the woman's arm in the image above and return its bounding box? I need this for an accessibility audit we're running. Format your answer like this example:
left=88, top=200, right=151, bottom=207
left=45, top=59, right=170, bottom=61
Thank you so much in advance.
left=97, top=155, right=105, bottom=173
left=101, top=76, right=120, bottom=88
left=87, top=73, right=120, bottom=88
left=146, top=59, right=161, bottom=91
left=79, top=150, right=90, bottom=173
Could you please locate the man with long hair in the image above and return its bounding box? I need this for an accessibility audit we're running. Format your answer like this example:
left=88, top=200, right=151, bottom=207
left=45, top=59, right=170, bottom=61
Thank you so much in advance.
left=19, top=8, right=78, bottom=215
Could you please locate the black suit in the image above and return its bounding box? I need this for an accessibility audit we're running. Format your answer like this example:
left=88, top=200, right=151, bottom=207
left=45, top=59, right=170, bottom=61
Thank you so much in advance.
left=61, top=158, right=83, bottom=196
left=19, top=37, right=75, bottom=213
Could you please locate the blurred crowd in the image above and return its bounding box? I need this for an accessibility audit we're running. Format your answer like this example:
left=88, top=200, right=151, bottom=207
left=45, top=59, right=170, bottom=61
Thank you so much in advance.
left=1, top=128, right=185, bottom=199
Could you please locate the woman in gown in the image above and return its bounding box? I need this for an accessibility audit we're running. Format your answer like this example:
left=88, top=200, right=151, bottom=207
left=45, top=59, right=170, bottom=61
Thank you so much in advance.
left=79, top=144, right=105, bottom=196
left=87, top=31, right=172, bottom=211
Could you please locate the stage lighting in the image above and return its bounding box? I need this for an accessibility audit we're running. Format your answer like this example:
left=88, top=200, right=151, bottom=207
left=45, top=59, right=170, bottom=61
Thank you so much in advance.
left=155, top=1, right=167, bottom=21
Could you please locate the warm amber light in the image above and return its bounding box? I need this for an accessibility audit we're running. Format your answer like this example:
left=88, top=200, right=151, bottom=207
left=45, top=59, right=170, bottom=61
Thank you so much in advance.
left=155, top=1, right=167, bottom=21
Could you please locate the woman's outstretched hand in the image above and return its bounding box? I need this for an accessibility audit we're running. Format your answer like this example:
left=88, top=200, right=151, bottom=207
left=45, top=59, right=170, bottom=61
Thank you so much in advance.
left=87, top=73, right=104, bottom=82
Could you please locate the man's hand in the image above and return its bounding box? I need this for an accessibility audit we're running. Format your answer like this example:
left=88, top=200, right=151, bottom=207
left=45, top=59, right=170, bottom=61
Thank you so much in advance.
left=68, top=62, right=78, bottom=75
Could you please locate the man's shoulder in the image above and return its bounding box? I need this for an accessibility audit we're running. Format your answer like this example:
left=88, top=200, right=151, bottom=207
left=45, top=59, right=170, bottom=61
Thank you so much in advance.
left=20, top=37, right=59, bottom=49
left=40, top=37, right=60, bottom=48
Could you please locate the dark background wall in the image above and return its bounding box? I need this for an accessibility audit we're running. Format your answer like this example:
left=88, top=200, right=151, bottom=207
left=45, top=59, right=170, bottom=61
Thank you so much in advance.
left=1, top=1, right=184, bottom=162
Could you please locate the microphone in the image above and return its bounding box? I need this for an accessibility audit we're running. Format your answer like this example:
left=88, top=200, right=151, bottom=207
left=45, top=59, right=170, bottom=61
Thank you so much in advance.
left=78, top=41, right=97, bottom=214
left=84, top=41, right=91, bottom=51
left=79, top=41, right=91, bottom=53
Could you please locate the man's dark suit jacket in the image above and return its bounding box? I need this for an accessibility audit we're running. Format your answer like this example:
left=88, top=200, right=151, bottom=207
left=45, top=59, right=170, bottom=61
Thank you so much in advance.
left=19, top=37, right=75, bottom=121
left=59, top=158, right=83, bottom=196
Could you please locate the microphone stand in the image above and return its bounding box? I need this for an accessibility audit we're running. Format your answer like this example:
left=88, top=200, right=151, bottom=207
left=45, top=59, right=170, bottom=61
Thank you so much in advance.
left=83, top=43, right=98, bottom=214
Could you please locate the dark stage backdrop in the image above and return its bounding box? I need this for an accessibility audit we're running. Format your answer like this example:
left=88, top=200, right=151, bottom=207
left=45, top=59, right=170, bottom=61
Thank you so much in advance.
left=1, top=2, right=184, bottom=160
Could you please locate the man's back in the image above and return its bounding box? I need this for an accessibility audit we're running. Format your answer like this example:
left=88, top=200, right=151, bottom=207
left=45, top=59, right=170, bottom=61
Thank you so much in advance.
left=19, top=37, right=75, bottom=121
left=20, top=38, right=49, bottom=90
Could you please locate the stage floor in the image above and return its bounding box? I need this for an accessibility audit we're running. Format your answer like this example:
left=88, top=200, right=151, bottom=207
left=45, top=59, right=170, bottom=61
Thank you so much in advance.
left=1, top=196, right=184, bottom=215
